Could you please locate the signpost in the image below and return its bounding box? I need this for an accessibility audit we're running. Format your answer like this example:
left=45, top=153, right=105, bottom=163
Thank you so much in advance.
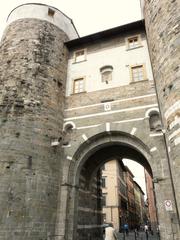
left=164, top=200, right=173, bottom=211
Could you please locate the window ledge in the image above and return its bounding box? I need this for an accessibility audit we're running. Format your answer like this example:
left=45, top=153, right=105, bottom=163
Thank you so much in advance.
left=72, top=59, right=87, bottom=64
left=70, top=91, right=87, bottom=96
left=126, top=45, right=143, bottom=51
left=130, top=79, right=149, bottom=84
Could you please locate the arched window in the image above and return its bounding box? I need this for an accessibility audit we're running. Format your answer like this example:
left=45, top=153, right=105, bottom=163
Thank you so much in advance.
left=148, top=111, right=162, bottom=131
left=100, top=65, right=113, bottom=84
left=63, top=121, right=76, bottom=133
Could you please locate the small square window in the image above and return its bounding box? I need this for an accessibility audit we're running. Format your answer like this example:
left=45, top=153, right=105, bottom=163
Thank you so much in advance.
left=127, top=35, right=141, bottom=50
left=131, top=65, right=146, bottom=82
left=74, top=49, right=86, bottom=63
left=48, top=8, right=55, bottom=17
left=73, top=78, right=85, bottom=94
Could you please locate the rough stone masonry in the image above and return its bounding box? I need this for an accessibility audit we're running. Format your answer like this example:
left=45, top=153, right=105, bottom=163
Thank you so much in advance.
left=143, top=0, right=180, bottom=229
left=0, top=17, right=69, bottom=239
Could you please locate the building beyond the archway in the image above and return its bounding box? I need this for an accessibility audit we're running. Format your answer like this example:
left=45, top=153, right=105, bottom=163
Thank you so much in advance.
left=0, top=3, right=179, bottom=240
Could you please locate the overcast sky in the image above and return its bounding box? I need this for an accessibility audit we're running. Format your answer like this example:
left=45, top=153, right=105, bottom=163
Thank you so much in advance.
left=123, top=159, right=147, bottom=197
left=0, top=0, right=142, bottom=38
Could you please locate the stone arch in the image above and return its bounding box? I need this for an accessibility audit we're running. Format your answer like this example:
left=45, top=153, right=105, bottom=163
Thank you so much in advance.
left=65, top=131, right=156, bottom=240
left=68, top=131, right=153, bottom=187
left=64, top=131, right=163, bottom=240
left=145, top=107, right=159, bottom=118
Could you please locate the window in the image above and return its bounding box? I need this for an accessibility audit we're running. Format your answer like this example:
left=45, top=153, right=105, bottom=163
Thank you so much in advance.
left=74, top=49, right=86, bottom=63
left=131, top=64, right=146, bottom=82
left=149, top=111, right=162, bottom=131
left=73, top=78, right=84, bottom=94
left=120, top=182, right=127, bottom=197
left=102, top=71, right=112, bottom=83
left=100, top=65, right=113, bottom=84
left=126, top=35, right=141, bottom=50
left=48, top=8, right=55, bottom=17
left=102, top=213, right=106, bottom=222
left=102, top=194, right=107, bottom=206
left=102, top=177, right=106, bottom=188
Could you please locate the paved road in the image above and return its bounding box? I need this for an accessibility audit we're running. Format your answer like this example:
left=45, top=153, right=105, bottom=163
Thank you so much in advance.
left=117, top=231, right=160, bottom=240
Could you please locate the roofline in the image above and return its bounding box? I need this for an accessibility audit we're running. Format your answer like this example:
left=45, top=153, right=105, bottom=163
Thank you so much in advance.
left=7, top=3, right=80, bottom=38
left=133, top=180, right=145, bottom=195
left=65, top=19, right=145, bottom=48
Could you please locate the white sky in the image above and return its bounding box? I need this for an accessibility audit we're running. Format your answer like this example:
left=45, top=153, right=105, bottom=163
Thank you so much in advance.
left=0, top=0, right=142, bottom=38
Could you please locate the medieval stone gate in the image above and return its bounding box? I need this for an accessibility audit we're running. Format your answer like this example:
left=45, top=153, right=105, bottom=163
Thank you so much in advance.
left=0, top=2, right=179, bottom=240
left=56, top=126, right=176, bottom=240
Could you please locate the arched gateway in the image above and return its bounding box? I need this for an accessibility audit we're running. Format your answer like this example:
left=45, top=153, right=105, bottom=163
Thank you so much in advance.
left=69, top=131, right=153, bottom=240
left=55, top=130, right=176, bottom=240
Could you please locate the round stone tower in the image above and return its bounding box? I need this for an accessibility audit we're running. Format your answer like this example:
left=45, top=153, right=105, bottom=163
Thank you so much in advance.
left=0, top=3, right=78, bottom=239
left=143, top=0, right=180, bottom=238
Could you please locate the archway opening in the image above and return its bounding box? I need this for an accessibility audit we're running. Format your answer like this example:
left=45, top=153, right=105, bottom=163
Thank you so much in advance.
left=73, top=134, right=158, bottom=240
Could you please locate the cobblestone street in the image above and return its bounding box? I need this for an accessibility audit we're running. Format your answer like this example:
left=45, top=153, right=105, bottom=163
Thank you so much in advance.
left=117, top=231, right=160, bottom=240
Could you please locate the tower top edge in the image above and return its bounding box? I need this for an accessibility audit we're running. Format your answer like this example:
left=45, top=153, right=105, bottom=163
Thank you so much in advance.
left=6, top=3, right=79, bottom=40
left=7, top=3, right=71, bottom=23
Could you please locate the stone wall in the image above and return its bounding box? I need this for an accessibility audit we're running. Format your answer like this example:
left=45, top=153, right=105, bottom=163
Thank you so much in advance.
left=143, top=1, right=180, bottom=238
left=77, top=169, right=102, bottom=240
left=63, top=77, right=176, bottom=240
left=0, top=18, right=68, bottom=239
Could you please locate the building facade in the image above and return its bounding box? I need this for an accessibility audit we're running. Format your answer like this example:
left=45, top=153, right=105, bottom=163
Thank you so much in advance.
left=145, top=169, right=158, bottom=231
left=102, top=161, right=146, bottom=232
left=102, top=160, right=121, bottom=231
left=102, top=160, right=128, bottom=232
left=0, top=3, right=179, bottom=240
left=133, top=181, right=146, bottom=228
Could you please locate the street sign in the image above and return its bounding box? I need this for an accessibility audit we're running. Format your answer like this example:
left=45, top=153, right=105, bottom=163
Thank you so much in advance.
left=164, top=200, right=173, bottom=211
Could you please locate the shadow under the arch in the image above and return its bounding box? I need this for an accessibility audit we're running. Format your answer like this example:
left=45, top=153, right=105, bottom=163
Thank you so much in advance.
left=67, top=131, right=154, bottom=240
left=71, top=131, right=153, bottom=185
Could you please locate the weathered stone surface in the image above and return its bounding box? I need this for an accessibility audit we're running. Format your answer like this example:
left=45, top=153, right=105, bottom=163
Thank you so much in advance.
left=0, top=18, right=69, bottom=239
left=143, top=1, right=180, bottom=239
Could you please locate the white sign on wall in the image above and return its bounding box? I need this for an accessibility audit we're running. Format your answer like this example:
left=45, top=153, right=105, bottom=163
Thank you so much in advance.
left=104, top=103, right=111, bottom=111
left=164, top=200, right=173, bottom=211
